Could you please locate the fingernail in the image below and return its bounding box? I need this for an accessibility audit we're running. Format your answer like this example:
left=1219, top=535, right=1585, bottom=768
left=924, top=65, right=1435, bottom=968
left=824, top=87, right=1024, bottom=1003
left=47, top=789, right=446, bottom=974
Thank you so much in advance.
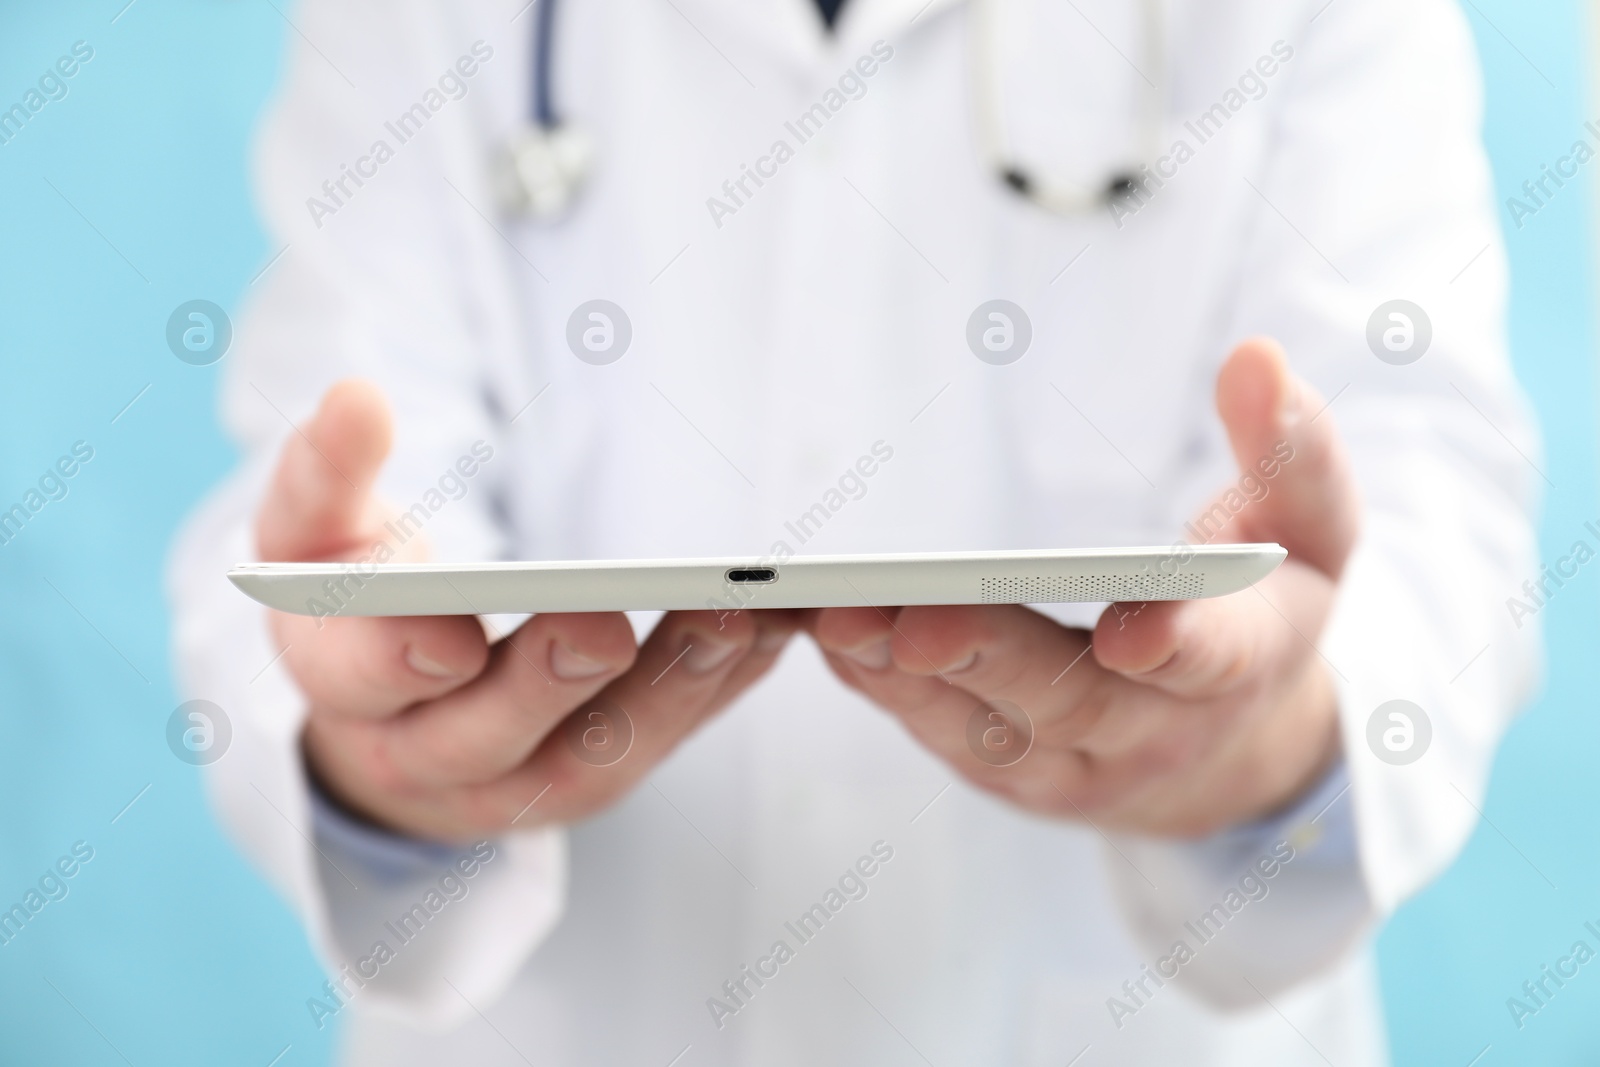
left=1129, top=649, right=1180, bottom=677
left=1275, top=379, right=1306, bottom=430
left=683, top=638, right=741, bottom=674
left=840, top=639, right=892, bottom=670
left=550, top=642, right=613, bottom=680
left=943, top=651, right=978, bottom=673
left=406, top=647, right=459, bottom=680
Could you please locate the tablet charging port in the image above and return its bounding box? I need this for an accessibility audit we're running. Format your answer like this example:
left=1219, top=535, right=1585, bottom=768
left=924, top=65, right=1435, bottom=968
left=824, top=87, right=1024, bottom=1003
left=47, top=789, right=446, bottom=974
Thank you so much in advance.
left=725, top=567, right=777, bottom=584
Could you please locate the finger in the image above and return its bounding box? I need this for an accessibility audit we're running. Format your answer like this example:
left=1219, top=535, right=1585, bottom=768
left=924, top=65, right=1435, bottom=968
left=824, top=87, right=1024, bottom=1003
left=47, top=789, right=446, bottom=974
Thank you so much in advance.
left=1211, top=337, right=1359, bottom=578
left=810, top=603, right=1007, bottom=682
left=277, top=611, right=491, bottom=720
left=809, top=606, right=1089, bottom=774
left=436, top=610, right=767, bottom=828
left=881, top=604, right=1114, bottom=742
left=811, top=606, right=1133, bottom=815
left=537, top=609, right=762, bottom=783
left=369, top=612, right=640, bottom=787
left=881, top=605, right=1197, bottom=767
left=700, top=609, right=804, bottom=715
left=812, top=604, right=960, bottom=723
left=1091, top=560, right=1335, bottom=699
left=257, top=379, right=393, bottom=562
left=808, top=605, right=949, bottom=712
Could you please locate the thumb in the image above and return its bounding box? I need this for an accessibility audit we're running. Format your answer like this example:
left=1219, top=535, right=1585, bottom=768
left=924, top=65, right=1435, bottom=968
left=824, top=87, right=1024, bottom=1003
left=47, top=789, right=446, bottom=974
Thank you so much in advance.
left=1211, top=337, right=1359, bottom=579
left=256, top=379, right=393, bottom=562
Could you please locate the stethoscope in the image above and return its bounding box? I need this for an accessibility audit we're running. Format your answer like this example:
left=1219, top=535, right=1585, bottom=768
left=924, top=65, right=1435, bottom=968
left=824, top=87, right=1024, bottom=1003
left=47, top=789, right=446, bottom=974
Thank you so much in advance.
left=972, top=0, right=1165, bottom=213
left=493, top=0, right=593, bottom=219
left=496, top=0, right=1165, bottom=221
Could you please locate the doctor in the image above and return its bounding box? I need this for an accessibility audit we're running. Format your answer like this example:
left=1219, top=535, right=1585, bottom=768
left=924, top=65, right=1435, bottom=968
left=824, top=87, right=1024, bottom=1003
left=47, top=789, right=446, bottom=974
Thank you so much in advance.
left=170, top=0, right=1539, bottom=1063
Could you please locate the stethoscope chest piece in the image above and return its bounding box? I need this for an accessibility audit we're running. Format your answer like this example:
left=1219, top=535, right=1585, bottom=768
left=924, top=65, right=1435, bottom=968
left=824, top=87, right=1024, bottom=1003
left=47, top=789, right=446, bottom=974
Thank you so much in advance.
left=496, top=123, right=593, bottom=221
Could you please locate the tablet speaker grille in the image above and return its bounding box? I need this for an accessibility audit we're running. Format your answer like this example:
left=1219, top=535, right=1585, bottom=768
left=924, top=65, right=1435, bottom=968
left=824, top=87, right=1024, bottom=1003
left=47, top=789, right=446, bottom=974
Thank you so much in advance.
left=980, top=573, right=1205, bottom=604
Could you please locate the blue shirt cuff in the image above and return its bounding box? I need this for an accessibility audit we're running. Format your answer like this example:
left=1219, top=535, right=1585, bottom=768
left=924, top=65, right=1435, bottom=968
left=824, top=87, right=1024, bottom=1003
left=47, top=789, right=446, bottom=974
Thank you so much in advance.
left=1217, top=756, right=1356, bottom=870
left=307, top=775, right=462, bottom=886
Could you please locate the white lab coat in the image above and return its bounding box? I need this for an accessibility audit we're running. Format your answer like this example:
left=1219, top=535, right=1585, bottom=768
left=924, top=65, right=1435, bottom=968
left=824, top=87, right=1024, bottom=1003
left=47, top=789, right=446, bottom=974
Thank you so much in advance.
left=168, top=0, right=1541, bottom=1062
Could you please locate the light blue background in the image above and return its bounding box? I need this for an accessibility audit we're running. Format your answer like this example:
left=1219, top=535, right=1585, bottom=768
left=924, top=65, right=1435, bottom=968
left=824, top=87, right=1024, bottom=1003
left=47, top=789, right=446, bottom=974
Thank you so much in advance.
left=1376, top=3, right=1600, bottom=1065
left=0, top=2, right=1593, bottom=1064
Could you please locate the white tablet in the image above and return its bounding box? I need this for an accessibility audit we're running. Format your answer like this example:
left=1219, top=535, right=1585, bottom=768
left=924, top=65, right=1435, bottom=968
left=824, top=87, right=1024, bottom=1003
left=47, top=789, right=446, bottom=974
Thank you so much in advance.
left=228, top=544, right=1285, bottom=618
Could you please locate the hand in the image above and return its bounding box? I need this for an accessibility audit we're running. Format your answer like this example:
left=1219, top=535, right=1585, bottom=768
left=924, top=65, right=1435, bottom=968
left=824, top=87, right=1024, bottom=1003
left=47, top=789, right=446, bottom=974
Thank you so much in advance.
left=809, top=338, right=1357, bottom=836
left=259, top=381, right=799, bottom=841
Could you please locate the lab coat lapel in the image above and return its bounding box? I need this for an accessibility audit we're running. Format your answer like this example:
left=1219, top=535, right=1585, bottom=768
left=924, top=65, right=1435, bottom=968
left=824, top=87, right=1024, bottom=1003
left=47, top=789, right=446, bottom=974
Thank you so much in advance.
left=665, top=0, right=828, bottom=70
left=669, top=0, right=969, bottom=73
left=836, top=0, right=968, bottom=51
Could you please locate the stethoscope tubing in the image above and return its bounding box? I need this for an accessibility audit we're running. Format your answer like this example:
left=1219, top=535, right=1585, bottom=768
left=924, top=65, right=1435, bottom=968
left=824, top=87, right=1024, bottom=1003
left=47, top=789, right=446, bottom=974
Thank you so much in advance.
left=515, top=0, right=1164, bottom=217
left=971, top=0, right=1164, bottom=212
left=533, top=0, right=561, bottom=129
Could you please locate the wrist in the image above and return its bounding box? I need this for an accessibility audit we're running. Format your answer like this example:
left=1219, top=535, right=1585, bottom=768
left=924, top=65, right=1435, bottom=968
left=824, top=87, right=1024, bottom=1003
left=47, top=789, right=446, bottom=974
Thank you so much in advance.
left=1256, top=659, right=1343, bottom=822
left=301, top=717, right=431, bottom=842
